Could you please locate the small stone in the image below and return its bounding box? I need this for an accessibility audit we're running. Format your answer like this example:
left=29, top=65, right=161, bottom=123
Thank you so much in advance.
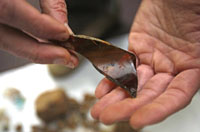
left=35, top=89, right=69, bottom=122
left=15, top=124, right=23, bottom=132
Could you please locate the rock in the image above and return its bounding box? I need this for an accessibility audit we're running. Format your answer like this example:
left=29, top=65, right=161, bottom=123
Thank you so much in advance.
left=48, top=64, right=72, bottom=77
left=15, top=123, right=23, bottom=132
left=35, top=89, right=69, bottom=122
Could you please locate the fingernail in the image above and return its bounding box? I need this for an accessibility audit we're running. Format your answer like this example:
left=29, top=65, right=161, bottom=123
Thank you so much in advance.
left=53, top=58, right=75, bottom=69
left=69, top=55, right=78, bottom=67
left=64, top=23, right=74, bottom=35
left=131, top=124, right=143, bottom=131
left=66, top=61, right=75, bottom=69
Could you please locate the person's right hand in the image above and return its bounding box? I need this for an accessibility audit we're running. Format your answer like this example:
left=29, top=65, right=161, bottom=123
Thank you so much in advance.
left=0, top=0, right=78, bottom=68
left=91, top=0, right=200, bottom=129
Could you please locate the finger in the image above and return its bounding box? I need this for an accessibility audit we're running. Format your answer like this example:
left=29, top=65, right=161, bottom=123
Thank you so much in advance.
left=0, top=0, right=69, bottom=40
left=137, top=64, right=154, bottom=91
left=91, top=87, right=130, bottom=120
left=0, top=24, right=78, bottom=67
left=130, top=69, right=200, bottom=129
left=98, top=73, right=173, bottom=125
left=95, top=78, right=116, bottom=99
left=40, top=0, right=67, bottom=23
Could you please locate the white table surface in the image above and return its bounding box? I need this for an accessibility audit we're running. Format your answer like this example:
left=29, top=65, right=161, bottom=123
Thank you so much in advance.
left=0, top=34, right=200, bottom=132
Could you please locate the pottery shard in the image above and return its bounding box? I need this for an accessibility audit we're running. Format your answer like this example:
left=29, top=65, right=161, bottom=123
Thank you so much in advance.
left=35, top=89, right=68, bottom=122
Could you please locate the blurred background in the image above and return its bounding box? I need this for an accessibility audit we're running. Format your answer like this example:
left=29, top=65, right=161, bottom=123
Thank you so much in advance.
left=0, top=0, right=141, bottom=72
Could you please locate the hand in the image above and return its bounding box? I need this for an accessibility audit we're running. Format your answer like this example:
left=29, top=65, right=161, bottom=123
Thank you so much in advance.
left=91, top=0, right=200, bottom=129
left=0, top=0, right=78, bottom=68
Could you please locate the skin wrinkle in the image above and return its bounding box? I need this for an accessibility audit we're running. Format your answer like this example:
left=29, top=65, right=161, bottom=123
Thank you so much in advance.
left=168, top=70, right=200, bottom=98
left=166, top=88, right=190, bottom=105
left=50, top=1, right=66, bottom=10
left=130, top=31, right=176, bottom=73
left=40, top=0, right=67, bottom=19
left=138, top=1, right=200, bottom=58
left=162, top=2, right=181, bottom=38
left=130, top=31, right=172, bottom=54
left=131, top=25, right=174, bottom=53
left=168, top=52, right=193, bottom=73
left=129, top=33, right=154, bottom=55
left=164, top=1, right=200, bottom=43
left=133, top=23, right=197, bottom=59
left=153, top=49, right=175, bottom=74
left=130, top=30, right=200, bottom=74
left=138, top=54, right=153, bottom=67
left=151, top=0, right=179, bottom=39
left=148, top=22, right=192, bottom=52
left=129, top=33, right=175, bottom=74
left=137, top=87, right=160, bottom=99
left=179, top=44, right=200, bottom=58
left=174, top=58, right=200, bottom=73
left=183, top=28, right=200, bottom=42
left=48, top=2, right=67, bottom=17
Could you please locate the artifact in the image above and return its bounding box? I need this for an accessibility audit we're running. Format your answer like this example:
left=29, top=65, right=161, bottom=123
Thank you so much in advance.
left=53, top=35, right=138, bottom=97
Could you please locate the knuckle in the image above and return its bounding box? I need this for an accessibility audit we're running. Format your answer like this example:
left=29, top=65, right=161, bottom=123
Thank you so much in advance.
left=30, top=47, right=42, bottom=64
left=50, top=0, right=67, bottom=13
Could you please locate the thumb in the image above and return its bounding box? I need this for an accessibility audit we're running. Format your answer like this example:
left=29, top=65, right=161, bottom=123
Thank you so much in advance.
left=40, top=0, right=73, bottom=34
left=39, top=0, right=68, bottom=23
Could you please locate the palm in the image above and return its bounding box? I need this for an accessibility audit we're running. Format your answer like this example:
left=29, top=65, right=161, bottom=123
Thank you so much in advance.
left=91, top=0, right=200, bottom=129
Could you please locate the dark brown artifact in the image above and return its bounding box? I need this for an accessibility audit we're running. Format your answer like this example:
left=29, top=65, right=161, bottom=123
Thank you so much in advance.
left=55, top=35, right=138, bottom=97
